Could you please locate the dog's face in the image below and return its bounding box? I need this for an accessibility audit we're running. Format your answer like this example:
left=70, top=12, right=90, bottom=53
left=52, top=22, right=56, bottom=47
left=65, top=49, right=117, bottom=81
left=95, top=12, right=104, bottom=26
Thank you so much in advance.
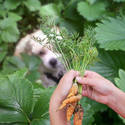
left=31, top=41, right=62, bottom=72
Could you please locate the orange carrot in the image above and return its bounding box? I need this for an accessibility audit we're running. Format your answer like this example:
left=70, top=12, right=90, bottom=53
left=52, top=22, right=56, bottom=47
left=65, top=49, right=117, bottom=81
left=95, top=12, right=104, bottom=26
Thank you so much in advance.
left=73, top=104, right=83, bottom=125
left=59, top=94, right=82, bottom=110
left=67, top=84, right=78, bottom=98
left=66, top=102, right=77, bottom=121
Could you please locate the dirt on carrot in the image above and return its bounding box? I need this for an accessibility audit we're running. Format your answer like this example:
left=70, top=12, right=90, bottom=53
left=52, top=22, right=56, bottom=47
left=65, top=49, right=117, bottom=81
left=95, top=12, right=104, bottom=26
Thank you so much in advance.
left=73, top=104, right=84, bottom=125
left=58, top=83, right=84, bottom=125
left=66, top=102, right=77, bottom=121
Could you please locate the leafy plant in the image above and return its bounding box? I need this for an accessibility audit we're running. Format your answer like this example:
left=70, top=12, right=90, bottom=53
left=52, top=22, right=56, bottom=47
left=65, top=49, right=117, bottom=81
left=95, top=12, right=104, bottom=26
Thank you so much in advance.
left=77, top=1, right=107, bottom=21
left=0, top=69, right=55, bottom=125
left=0, top=0, right=125, bottom=124
left=95, top=17, right=125, bottom=51
left=115, top=69, right=125, bottom=92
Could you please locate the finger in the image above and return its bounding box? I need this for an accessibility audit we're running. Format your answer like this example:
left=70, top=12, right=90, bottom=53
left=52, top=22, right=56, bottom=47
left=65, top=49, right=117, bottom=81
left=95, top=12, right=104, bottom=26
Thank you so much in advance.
left=84, top=70, right=102, bottom=79
left=76, top=77, right=96, bottom=87
left=65, top=70, right=80, bottom=80
left=61, top=70, right=79, bottom=84
left=57, top=70, right=79, bottom=98
left=82, top=85, right=92, bottom=97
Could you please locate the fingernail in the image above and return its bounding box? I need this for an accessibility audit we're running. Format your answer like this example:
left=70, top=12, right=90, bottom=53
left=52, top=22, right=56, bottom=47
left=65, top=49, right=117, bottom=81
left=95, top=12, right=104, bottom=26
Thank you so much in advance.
left=76, top=77, right=81, bottom=81
left=76, top=71, right=80, bottom=76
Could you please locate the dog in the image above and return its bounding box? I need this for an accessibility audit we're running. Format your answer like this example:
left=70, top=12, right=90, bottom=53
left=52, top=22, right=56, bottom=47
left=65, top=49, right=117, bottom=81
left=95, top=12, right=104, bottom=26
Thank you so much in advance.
left=14, top=29, right=66, bottom=87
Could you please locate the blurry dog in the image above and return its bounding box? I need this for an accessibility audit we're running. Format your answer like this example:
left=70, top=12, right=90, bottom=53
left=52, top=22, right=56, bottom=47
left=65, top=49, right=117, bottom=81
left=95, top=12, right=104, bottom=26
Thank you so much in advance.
left=14, top=30, right=66, bottom=87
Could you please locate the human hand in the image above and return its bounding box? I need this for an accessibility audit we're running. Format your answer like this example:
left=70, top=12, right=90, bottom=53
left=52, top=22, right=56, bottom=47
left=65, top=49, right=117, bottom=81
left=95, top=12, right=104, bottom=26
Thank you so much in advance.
left=76, top=70, right=125, bottom=118
left=76, top=70, right=117, bottom=105
left=49, top=70, right=79, bottom=125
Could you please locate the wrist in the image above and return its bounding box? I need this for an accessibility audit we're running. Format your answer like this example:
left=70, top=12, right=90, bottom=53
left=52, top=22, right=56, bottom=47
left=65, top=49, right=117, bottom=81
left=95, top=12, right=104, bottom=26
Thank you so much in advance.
left=107, top=86, right=120, bottom=107
left=107, top=86, right=125, bottom=118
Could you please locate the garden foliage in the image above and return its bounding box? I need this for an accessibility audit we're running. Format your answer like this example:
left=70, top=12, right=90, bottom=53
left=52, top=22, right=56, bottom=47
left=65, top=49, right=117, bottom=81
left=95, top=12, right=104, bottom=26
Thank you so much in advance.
left=0, top=0, right=125, bottom=125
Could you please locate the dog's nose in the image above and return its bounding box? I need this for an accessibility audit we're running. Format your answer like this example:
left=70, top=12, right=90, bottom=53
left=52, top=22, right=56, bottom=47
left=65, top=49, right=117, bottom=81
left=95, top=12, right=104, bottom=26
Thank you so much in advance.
left=49, top=58, right=57, bottom=67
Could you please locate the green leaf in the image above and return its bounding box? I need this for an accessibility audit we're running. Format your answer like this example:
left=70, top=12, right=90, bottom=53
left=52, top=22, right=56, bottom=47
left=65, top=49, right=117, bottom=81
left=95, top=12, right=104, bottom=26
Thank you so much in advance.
left=0, top=44, right=8, bottom=62
left=80, top=98, right=95, bottom=125
left=31, top=119, right=50, bottom=125
left=8, top=68, right=28, bottom=82
left=23, top=0, right=41, bottom=11
left=95, top=17, right=125, bottom=51
left=0, top=4, right=6, bottom=17
left=39, top=3, right=60, bottom=18
left=32, top=87, right=55, bottom=119
left=77, top=1, right=106, bottom=21
left=90, top=50, right=125, bottom=82
left=0, top=70, right=33, bottom=123
left=2, top=56, right=26, bottom=74
left=3, top=0, right=21, bottom=10
left=26, top=71, right=41, bottom=82
left=115, top=69, right=125, bottom=92
left=84, top=98, right=108, bottom=112
left=63, top=1, right=82, bottom=21
left=114, top=69, right=125, bottom=124
left=0, top=18, right=20, bottom=43
left=8, top=12, right=22, bottom=21
left=0, top=108, right=27, bottom=123
left=87, top=0, right=97, bottom=4
left=0, top=77, right=33, bottom=114
left=21, top=54, right=41, bottom=71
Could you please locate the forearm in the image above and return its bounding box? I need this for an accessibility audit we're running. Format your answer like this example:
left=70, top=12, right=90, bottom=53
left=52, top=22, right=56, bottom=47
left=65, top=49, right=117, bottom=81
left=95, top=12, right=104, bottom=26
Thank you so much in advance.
left=49, top=95, right=71, bottom=125
left=107, top=87, right=125, bottom=118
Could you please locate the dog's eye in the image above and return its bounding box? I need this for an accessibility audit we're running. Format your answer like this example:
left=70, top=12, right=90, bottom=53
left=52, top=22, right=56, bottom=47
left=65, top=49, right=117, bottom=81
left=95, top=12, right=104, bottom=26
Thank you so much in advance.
left=39, top=51, right=45, bottom=56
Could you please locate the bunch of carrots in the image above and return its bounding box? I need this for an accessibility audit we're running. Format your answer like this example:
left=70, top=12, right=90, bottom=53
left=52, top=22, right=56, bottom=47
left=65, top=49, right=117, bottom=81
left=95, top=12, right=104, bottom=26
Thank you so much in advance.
left=58, top=83, right=84, bottom=125
left=39, top=23, right=98, bottom=125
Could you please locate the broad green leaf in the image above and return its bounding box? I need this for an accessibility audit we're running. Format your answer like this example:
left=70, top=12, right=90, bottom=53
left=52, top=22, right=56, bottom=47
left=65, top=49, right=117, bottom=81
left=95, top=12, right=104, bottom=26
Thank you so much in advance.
left=21, top=54, right=41, bottom=71
left=0, top=18, right=19, bottom=42
left=8, top=68, right=28, bottom=82
left=95, top=17, right=125, bottom=51
left=3, top=0, right=21, bottom=10
left=87, top=0, right=97, bottom=4
left=0, top=76, right=33, bottom=115
left=80, top=98, right=95, bottom=125
left=63, top=0, right=82, bottom=21
left=23, top=0, right=41, bottom=12
left=0, top=70, right=33, bottom=123
left=90, top=50, right=125, bottom=82
left=39, top=3, right=60, bottom=18
left=8, top=12, right=22, bottom=21
left=31, top=119, right=50, bottom=125
left=0, top=4, right=6, bottom=17
left=77, top=1, right=106, bottom=21
left=6, top=56, right=26, bottom=69
left=115, top=69, right=125, bottom=92
left=32, top=87, right=55, bottom=119
left=2, top=56, right=26, bottom=74
left=57, top=18, right=84, bottom=33
left=84, top=98, right=108, bottom=112
left=26, top=71, right=41, bottom=82
left=0, top=108, right=27, bottom=123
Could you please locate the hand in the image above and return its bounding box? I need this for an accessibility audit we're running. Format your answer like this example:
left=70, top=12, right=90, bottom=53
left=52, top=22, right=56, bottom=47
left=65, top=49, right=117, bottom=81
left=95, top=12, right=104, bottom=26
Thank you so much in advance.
left=49, top=70, right=79, bottom=125
left=76, top=70, right=116, bottom=104
left=76, top=70, right=125, bottom=118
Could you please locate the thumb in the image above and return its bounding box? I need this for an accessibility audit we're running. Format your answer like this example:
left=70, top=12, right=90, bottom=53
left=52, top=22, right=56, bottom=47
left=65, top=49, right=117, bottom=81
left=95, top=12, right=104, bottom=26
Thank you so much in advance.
left=76, top=76, right=96, bottom=87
